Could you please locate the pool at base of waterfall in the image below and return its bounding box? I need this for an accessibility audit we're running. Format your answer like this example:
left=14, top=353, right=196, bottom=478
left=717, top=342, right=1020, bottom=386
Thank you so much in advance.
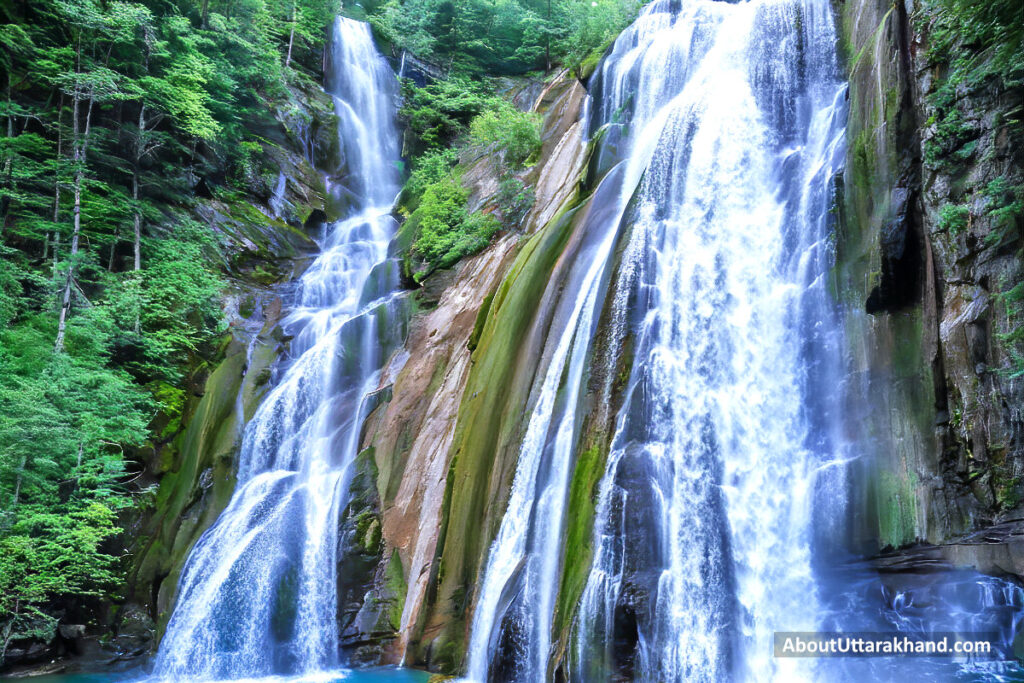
left=813, top=563, right=1024, bottom=681
left=24, top=668, right=433, bottom=683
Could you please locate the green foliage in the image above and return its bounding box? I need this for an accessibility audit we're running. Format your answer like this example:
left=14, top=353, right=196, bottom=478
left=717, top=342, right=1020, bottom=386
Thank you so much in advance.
left=365, top=0, right=638, bottom=74
left=400, top=147, right=458, bottom=210
left=557, top=0, right=638, bottom=71
left=923, top=105, right=978, bottom=168
left=409, top=175, right=500, bottom=277
left=937, top=202, right=970, bottom=235
left=926, top=0, right=1024, bottom=84
left=981, top=176, right=1024, bottom=241
left=384, top=0, right=636, bottom=280
left=397, top=81, right=534, bottom=275
left=399, top=77, right=496, bottom=151
left=469, top=101, right=541, bottom=168
left=922, top=0, right=1023, bottom=170
left=102, top=219, right=226, bottom=382
left=997, top=280, right=1024, bottom=378
left=0, top=0, right=340, bottom=648
left=0, top=320, right=153, bottom=652
left=920, top=0, right=1023, bottom=381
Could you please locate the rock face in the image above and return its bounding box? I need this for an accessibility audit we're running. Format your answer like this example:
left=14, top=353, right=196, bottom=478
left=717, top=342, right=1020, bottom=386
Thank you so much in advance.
left=360, top=232, right=521, bottom=662
left=837, top=0, right=1023, bottom=560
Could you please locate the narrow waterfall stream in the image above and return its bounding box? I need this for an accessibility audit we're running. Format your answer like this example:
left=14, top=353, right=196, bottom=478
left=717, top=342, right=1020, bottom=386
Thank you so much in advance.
left=152, top=18, right=404, bottom=680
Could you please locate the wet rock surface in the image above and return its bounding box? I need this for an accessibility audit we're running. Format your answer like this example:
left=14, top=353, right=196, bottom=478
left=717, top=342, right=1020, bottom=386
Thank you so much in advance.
left=838, top=0, right=1023, bottom=566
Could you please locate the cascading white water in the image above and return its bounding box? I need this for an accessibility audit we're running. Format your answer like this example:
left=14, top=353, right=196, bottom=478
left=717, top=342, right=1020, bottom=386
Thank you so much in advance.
left=466, top=0, right=848, bottom=680
left=463, top=212, right=618, bottom=682
left=152, top=18, right=402, bottom=681
left=572, top=0, right=847, bottom=680
left=461, top=36, right=674, bottom=683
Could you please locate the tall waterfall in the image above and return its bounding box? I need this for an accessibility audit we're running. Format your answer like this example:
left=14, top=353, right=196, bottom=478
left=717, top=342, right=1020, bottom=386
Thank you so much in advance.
left=573, top=0, right=847, bottom=680
left=465, top=0, right=847, bottom=680
left=153, top=18, right=402, bottom=680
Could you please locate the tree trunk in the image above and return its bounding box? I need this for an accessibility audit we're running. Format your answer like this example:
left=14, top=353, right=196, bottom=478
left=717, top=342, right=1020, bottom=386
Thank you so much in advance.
left=286, top=3, right=296, bottom=67
left=45, top=97, right=64, bottom=263
left=2, top=84, right=13, bottom=228
left=546, top=0, right=552, bottom=72
left=11, top=453, right=27, bottom=508
left=132, top=174, right=141, bottom=269
left=133, top=102, right=145, bottom=273
left=132, top=159, right=142, bottom=334
left=107, top=231, right=117, bottom=271
left=55, top=79, right=95, bottom=353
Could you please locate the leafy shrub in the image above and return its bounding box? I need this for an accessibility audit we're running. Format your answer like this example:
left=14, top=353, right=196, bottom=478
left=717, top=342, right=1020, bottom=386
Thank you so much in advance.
left=996, top=280, right=1024, bottom=378
left=401, top=148, right=459, bottom=211
left=923, top=107, right=978, bottom=168
left=400, top=78, right=496, bottom=150
left=411, top=176, right=501, bottom=277
left=470, top=102, right=542, bottom=168
left=937, top=203, right=970, bottom=235
left=922, top=0, right=1023, bottom=170
left=982, top=177, right=1024, bottom=233
left=558, top=0, right=640, bottom=71
left=926, top=0, right=1023, bottom=80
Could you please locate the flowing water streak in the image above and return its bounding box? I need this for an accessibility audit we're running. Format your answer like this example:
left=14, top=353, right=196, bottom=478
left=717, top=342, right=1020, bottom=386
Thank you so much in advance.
left=153, top=18, right=401, bottom=680
left=573, top=0, right=847, bottom=680
left=462, top=3, right=714, bottom=680
left=464, top=216, right=617, bottom=682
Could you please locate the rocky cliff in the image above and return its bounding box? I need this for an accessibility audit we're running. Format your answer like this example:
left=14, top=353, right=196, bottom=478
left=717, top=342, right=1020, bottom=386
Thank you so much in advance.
left=357, top=71, right=592, bottom=669
left=836, top=0, right=1023, bottom=567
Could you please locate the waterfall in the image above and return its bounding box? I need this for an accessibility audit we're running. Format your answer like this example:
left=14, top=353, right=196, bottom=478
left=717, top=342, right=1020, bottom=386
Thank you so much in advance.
left=152, top=17, right=403, bottom=680
left=465, top=0, right=847, bottom=679
left=573, top=0, right=846, bottom=680
left=462, top=38, right=664, bottom=683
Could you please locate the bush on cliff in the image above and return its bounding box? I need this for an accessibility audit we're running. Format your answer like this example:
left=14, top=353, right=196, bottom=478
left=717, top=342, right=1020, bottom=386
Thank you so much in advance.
left=408, top=176, right=501, bottom=279
left=469, top=102, right=542, bottom=169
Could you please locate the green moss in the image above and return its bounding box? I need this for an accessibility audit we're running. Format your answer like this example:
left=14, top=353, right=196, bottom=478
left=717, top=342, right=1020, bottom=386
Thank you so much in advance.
left=874, top=470, right=920, bottom=549
left=554, top=440, right=607, bottom=638
left=153, top=381, right=187, bottom=438
left=890, top=312, right=926, bottom=378
left=996, top=476, right=1022, bottom=510
left=354, top=511, right=383, bottom=553
left=422, top=200, right=585, bottom=662
left=576, top=45, right=606, bottom=81
left=426, top=353, right=450, bottom=398
left=849, top=128, right=875, bottom=209
left=135, top=330, right=283, bottom=635
left=431, top=637, right=463, bottom=676
left=385, top=550, right=407, bottom=631
left=467, top=290, right=495, bottom=352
